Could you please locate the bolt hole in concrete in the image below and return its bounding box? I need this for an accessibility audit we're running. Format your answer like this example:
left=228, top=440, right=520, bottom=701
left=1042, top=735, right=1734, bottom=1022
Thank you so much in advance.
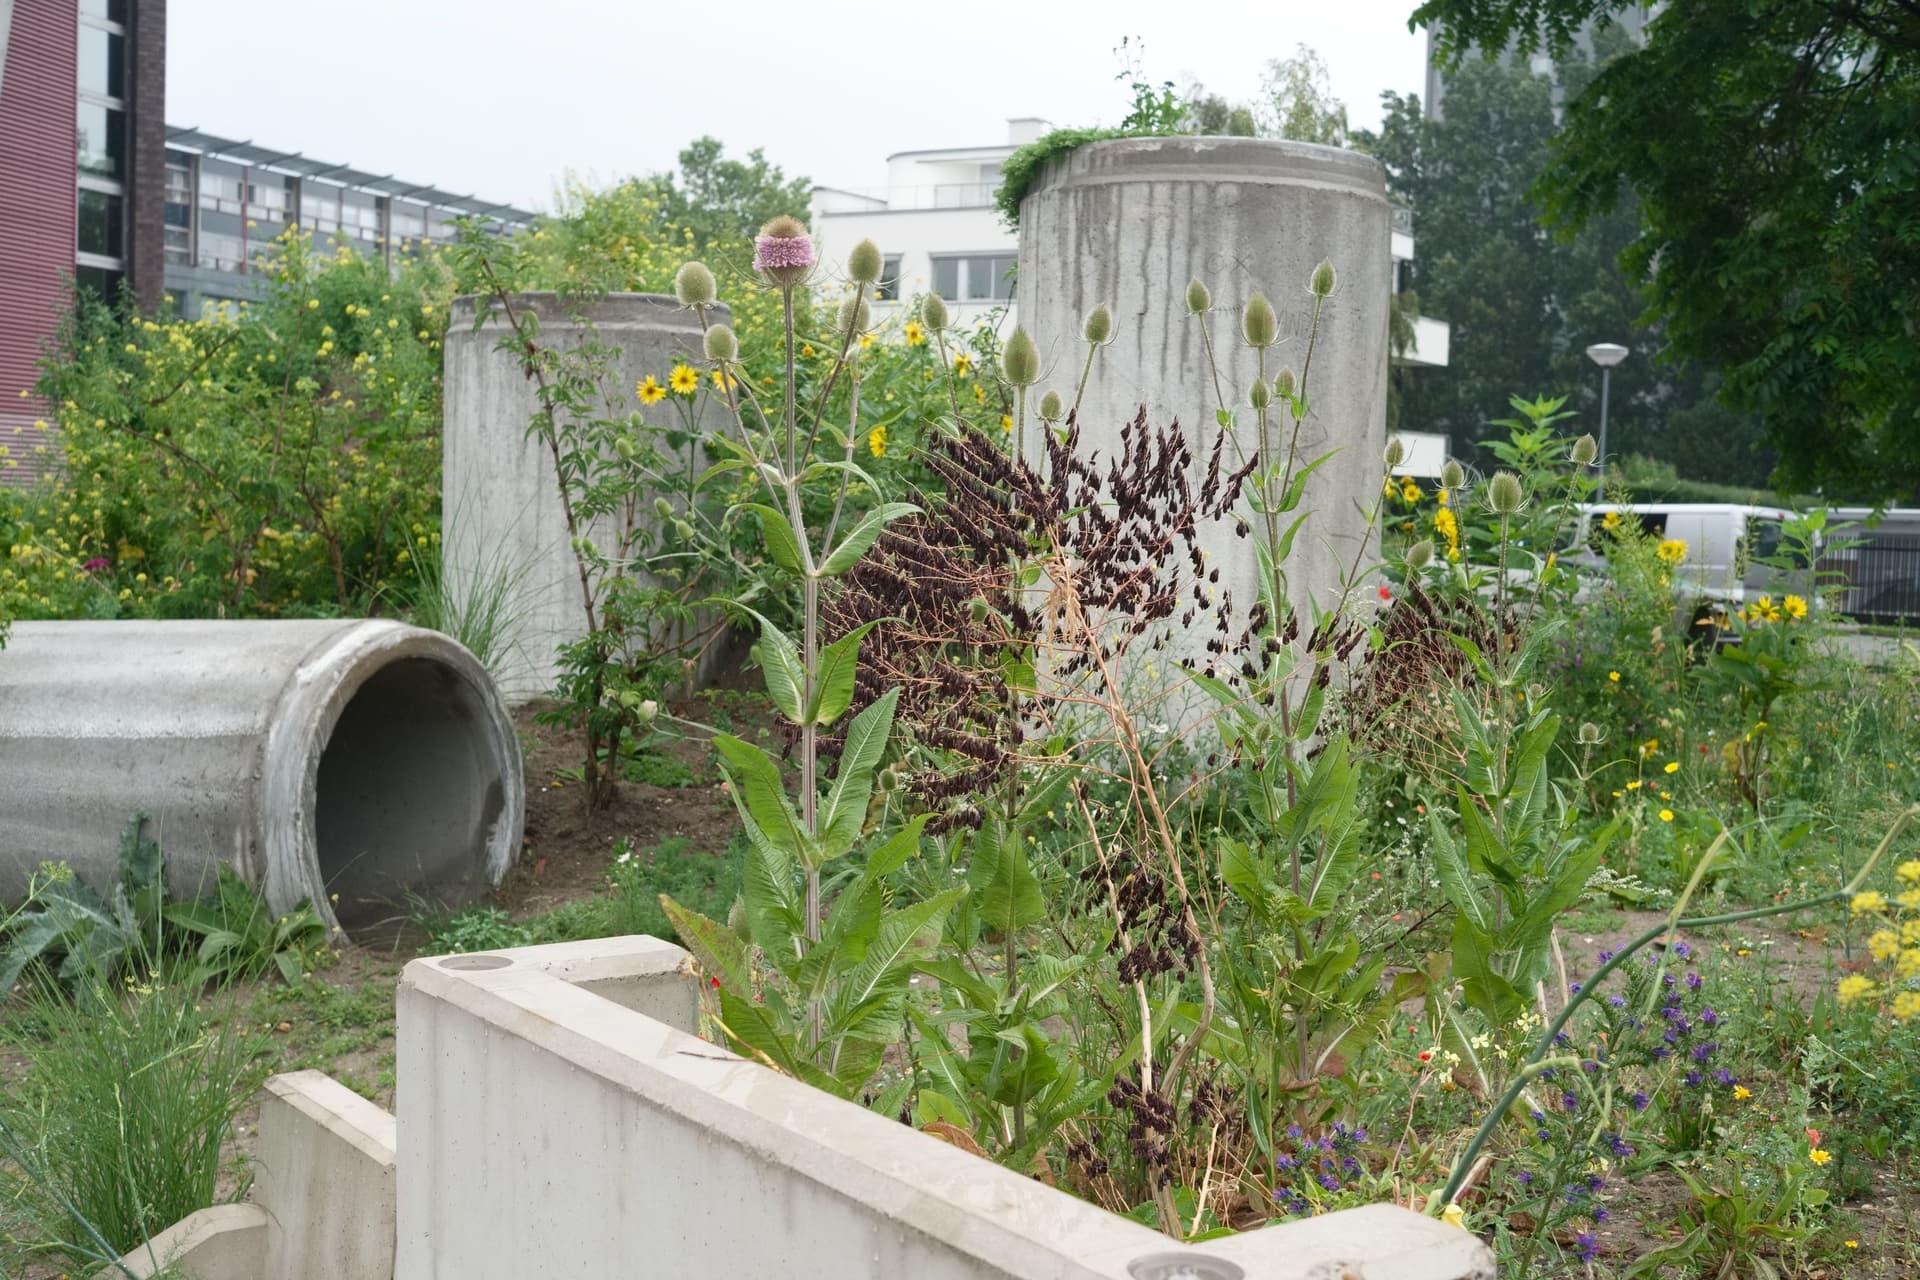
left=1128, top=1255, right=1245, bottom=1280
left=439, top=954, right=513, bottom=971
left=316, top=658, right=508, bottom=927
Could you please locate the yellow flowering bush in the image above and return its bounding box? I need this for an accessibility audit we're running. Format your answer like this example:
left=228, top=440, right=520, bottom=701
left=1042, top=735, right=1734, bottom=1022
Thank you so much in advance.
left=5, top=230, right=446, bottom=620
left=1841, top=864, right=1920, bottom=1021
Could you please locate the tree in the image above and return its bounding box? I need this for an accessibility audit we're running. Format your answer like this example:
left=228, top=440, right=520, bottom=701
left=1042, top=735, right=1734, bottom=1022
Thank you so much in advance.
left=1416, top=0, right=1920, bottom=501
left=1355, top=45, right=1775, bottom=483
left=1258, top=45, right=1351, bottom=144
left=646, top=137, right=812, bottom=253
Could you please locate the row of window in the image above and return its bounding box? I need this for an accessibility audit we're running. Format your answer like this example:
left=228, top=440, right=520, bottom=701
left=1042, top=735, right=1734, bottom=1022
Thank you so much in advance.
left=864, top=254, right=1017, bottom=304
left=77, top=4, right=127, bottom=282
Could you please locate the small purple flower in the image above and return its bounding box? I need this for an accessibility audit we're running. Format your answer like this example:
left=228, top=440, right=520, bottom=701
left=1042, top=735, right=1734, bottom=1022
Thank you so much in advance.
left=1684, top=1070, right=1703, bottom=1087
left=1686, top=971, right=1703, bottom=990
left=1714, top=1068, right=1735, bottom=1086
left=1276, top=1153, right=1298, bottom=1170
left=1607, top=994, right=1627, bottom=1008
left=1286, top=1125, right=1303, bottom=1140
left=1318, top=1172, right=1341, bottom=1192
left=1673, top=942, right=1691, bottom=959
left=1351, top=1127, right=1366, bottom=1142
left=1575, top=1232, right=1598, bottom=1262
left=1598, top=950, right=1615, bottom=963
left=1663, top=973, right=1677, bottom=988
left=1570, top=982, right=1583, bottom=994
left=1608, top=1134, right=1635, bottom=1159
left=81, top=557, right=111, bottom=573
left=1630, top=1091, right=1650, bottom=1111
left=1516, top=1170, right=1534, bottom=1186
left=1701, top=1007, right=1719, bottom=1026
left=1563, top=1092, right=1579, bottom=1112
left=1692, top=1041, right=1718, bottom=1063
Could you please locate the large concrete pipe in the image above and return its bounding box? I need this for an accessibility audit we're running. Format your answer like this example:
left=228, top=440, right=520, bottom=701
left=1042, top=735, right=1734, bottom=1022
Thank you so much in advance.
left=1016, top=137, right=1389, bottom=659
left=0, top=620, right=523, bottom=934
left=443, top=292, right=729, bottom=705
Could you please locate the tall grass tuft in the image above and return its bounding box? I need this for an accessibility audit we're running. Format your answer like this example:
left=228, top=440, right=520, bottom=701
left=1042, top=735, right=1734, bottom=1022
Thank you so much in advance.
left=399, top=520, right=534, bottom=685
left=0, top=964, right=266, bottom=1271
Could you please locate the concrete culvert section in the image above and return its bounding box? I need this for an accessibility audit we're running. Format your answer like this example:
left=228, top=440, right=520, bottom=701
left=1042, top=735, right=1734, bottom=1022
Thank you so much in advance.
left=0, top=620, right=523, bottom=937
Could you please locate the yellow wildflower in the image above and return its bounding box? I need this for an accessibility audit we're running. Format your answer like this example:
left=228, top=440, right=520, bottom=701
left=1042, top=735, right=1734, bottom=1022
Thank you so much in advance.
left=1602, top=510, right=1621, bottom=530
left=800, top=344, right=816, bottom=358
left=1659, top=809, right=1674, bottom=822
left=637, top=376, right=667, bottom=406
left=1808, top=1148, right=1831, bottom=1166
left=1895, top=860, right=1920, bottom=884
left=1783, top=593, right=1807, bottom=620
left=904, top=320, right=926, bottom=346
left=1000, top=414, right=1013, bottom=434
left=953, top=352, right=972, bottom=377
left=867, top=425, right=888, bottom=458
left=1851, top=891, right=1888, bottom=915
left=1894, top=991, right=1920, bottom=1021
left=1401, top=479, right=1420, bottom=503
left=1836, top=974, right=1876, bottom=1006
left=1655, top=538, right=1688, bottom=564
left=1897, top=949, right=1920, bottom=981
left=1664, top=761, right=1679, bottom=774
left=1732, top=1084, right=1752, bottom=1100
left=1441, top=1203, right=1467, bottom=1231
left=1608, top=671, right=1621, bottom=682
left=1868, top=929, right=1902, bottom=962
left=1639, top=738, right=1659, bottom=758
left=669, top=364, right=699, bottom=395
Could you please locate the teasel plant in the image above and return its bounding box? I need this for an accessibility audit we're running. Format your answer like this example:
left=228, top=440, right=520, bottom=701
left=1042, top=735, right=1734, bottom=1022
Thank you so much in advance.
left=657, top=223, right=968, bottom=1093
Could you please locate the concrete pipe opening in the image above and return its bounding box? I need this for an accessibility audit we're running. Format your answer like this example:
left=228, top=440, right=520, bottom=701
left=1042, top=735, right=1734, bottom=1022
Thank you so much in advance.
left=315, top=656, right=513, bottom=928
left=0, top=620, right=524, bottom=938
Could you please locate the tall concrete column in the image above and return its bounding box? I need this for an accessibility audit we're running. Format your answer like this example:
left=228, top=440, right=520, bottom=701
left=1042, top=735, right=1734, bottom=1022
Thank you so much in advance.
left=443, top=293, right=727, bottom=705
left=1016, top=138, right=1389, bottom=650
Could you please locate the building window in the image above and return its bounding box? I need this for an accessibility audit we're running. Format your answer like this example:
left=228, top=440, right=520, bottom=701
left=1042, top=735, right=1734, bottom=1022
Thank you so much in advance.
left=77, top=102, right=124, bottom=179
left=80, top=0, right=129, bottom=22
left=875, top=255, right=903, bottom=301
left=78, top=189, right=124, bottom=257
left=200, top=171, right=243, bottom=215
left=931, top=254, right=1015, bottom=302
left=196, top=231, right=245, bottom=272
left=165, top=162, right=194, bottom=206
left=164, top=225, right=191, bottom=266
left=78, top=23, right=125, bottom=99
left=246, top=182, right=289, bottom=221
left=74, top=264, right=124, bottom=301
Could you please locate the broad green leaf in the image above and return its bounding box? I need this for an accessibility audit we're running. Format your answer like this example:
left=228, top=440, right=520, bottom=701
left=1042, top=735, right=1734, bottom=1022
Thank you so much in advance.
left=741, top=503, right=807, bottom=574
left=810, top=620, right=883, bottom=726
left=1429, top=815, right=1493, bottom=936
left=1276, top=450, right=1337, bottom=515
left=819, top=688, right=899, bottom=860
left=715, top=734, right=815, bottom=866
left=967, top=821, right=1046, bottom=938
left=1450, top=912, right=1523, bottom=1023
left=829, top=888, right=965, bottom=1028
left=820, top=502, right=919, bottom=577
left=660, top=896, right=753, bottom=994
left=716, top=988, right=842, bottom=1094
left=739, top=821, right=805, bottom=969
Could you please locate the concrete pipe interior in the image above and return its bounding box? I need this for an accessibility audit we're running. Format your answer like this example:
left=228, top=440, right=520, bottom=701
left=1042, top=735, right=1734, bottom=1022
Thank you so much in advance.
left=315, top=657, right=510, bottom=929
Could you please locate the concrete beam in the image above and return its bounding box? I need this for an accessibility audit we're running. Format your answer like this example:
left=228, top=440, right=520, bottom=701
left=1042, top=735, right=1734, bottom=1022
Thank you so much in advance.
left=255, top=1070, right=398, bottom=1280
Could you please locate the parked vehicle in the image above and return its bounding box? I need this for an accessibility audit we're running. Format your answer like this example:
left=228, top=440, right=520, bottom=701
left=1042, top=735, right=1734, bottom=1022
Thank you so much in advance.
left=1822, top=508, right=1920, bottom=624
left=1563, top=503, right=1809, bottom=649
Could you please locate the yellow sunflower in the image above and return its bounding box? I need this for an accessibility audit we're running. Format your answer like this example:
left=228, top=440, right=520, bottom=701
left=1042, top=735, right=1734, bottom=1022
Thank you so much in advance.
left=669, top=364, right=699, bottom=395
left=637, top=376, right=666, bottom=406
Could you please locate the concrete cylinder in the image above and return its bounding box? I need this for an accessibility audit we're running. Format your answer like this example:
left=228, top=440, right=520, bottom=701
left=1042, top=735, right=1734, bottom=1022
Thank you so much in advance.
left=1016, top=137, right=1389, bottom=645
left=443, top=292, right=728, bottom=705
left=0, top=620, right=523, bottom=934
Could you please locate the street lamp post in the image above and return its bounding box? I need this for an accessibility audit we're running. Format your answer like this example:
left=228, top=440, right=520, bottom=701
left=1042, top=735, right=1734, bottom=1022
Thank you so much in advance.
left=1585, top=342, right=1629, bottom=472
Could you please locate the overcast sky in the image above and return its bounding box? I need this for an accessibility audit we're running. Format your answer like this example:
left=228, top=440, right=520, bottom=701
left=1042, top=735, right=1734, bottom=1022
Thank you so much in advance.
left=167, top=0, right=1433, bottom=213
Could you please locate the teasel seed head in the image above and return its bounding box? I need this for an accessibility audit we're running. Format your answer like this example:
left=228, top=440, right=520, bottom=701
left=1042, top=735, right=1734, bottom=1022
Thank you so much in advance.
left=1241, top=292, right=1277, bottom=348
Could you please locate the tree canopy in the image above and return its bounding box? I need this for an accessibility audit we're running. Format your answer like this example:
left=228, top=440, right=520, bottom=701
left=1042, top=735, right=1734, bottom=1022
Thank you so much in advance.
left=644, top=137, right=812, bottom=253
left=1415, top=0, right=1920, bottom=501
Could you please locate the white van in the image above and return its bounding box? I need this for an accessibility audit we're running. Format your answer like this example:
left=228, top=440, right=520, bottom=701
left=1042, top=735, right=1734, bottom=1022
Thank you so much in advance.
left=1564, top=503, right=1808, bottom=646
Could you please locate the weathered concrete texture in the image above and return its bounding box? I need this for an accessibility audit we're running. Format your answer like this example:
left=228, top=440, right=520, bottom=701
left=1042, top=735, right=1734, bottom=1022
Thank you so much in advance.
left=99, top=1203, right=269, bottom=1280
left=257, top=1070, right=398, bottom=1280
left=397, top=936, right=1493, bottom=1280
left=1017, top=137, right=1390, bottom=656
left=0, top=620, right=523, bottom=934
left=443, top=293, right=728, bottom=705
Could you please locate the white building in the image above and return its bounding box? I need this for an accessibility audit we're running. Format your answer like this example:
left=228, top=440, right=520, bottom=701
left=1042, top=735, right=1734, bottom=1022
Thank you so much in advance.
left=813, top=117, right=1447, bottom=367
left=811, top=118, right=1037, bottom=334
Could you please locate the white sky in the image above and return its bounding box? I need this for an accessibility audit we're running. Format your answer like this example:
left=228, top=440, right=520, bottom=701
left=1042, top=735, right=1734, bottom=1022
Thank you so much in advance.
left=166, top=0, right=1432, bottom=213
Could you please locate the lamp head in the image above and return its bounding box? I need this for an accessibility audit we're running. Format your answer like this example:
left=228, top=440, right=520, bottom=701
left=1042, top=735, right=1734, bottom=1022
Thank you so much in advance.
left=1586, top=342, right=1629, bottom=369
